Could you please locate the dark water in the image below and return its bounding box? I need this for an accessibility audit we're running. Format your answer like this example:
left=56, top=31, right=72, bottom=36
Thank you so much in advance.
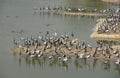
left=0, top=0, right=120, bottom=78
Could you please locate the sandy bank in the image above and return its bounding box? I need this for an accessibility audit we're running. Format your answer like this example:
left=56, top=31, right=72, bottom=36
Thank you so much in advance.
left=90, top=32, right=120, bottom=41
left=60, top=12, right=104, bottom=16
left=11, top=44, right=120, bottom=61
left=102, top=0, right=120, bottom=4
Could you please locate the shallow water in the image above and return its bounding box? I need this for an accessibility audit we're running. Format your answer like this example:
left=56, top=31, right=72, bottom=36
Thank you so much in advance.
left=0, top=0, right=120, bottom=78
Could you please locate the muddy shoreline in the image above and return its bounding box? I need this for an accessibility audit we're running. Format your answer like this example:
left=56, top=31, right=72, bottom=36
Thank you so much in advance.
left=102, top=0, right=120, bottom=4
left=60, top=12, right=104, bottom=16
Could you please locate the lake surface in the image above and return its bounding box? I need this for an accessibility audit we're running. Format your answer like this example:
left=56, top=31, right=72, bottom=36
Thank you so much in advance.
left=0, top=0, right=120, bottom=78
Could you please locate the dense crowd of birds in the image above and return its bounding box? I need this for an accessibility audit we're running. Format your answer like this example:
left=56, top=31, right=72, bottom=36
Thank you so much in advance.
left=13, top=31, right=91, bottom=61
left=12, top=31, right=120, bottom=65
left=96, top=8, right=120, bottom=34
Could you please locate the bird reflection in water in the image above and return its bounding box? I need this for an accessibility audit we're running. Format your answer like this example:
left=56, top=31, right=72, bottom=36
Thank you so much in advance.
left=93, top=59, right=98, bottom=70
left=61, top=61, right=68, bottom=71
left=49, top=57, right=58, bottom=67
left=114, top=64, right=120, bottom=75
left=74, top=58, right=91, bottom=71
left=18, top=56, right=22, bottom=67
left=102, top=60, right=111, bottom=72
left=74, top=58, right=83, bottom=70
left=14, top=54, right=120, bottom=74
